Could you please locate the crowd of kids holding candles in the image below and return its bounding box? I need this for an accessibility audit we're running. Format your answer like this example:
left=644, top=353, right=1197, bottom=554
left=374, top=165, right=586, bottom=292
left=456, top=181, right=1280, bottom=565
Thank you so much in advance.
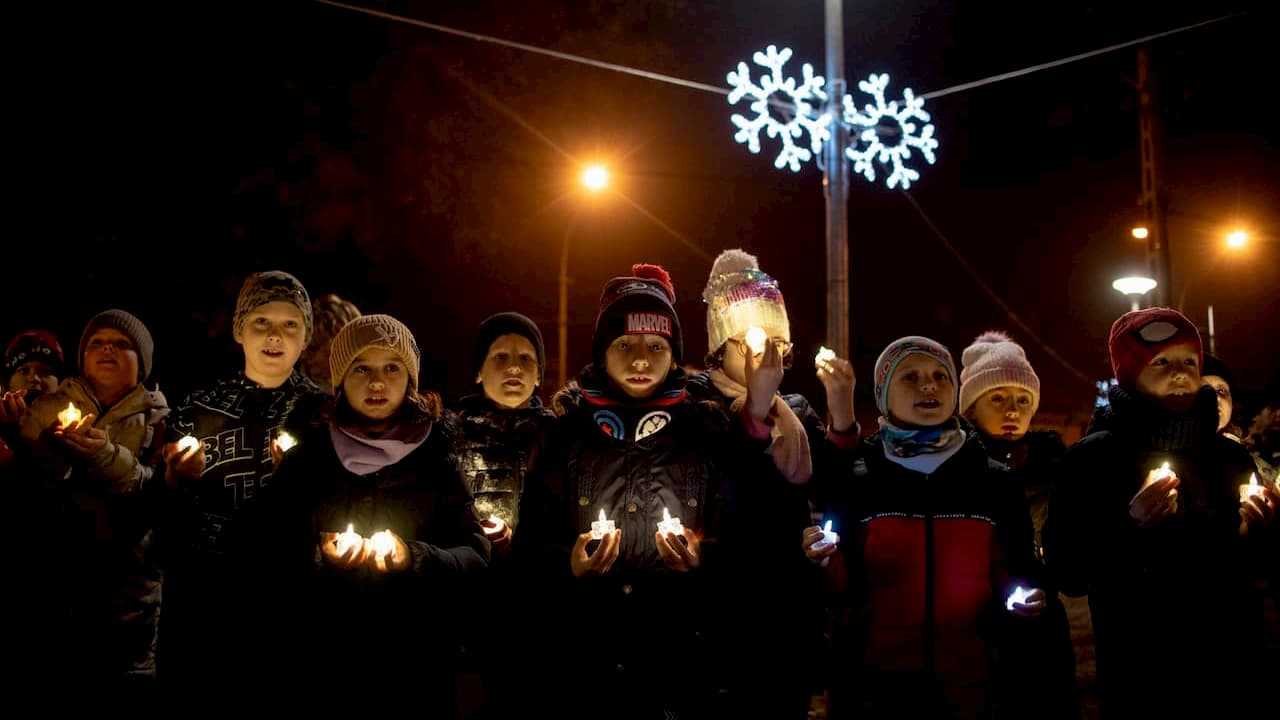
left=0, top=252, right=1274, bottom=718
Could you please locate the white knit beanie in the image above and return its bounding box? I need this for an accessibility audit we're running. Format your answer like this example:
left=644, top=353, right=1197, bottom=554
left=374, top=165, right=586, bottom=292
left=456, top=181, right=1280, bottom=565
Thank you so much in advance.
left=958, top=331, right=1040, bottom=416
left=701, top=248, right=790, bottom=355
left=328, top=314, right=421, bottom=391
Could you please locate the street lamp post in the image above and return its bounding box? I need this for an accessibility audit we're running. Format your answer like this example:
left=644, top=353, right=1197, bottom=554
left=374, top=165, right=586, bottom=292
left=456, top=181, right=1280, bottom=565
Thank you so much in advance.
left=1112, top=275, right=1158, bottom=313
left=558, top=164, right=610, bottom=389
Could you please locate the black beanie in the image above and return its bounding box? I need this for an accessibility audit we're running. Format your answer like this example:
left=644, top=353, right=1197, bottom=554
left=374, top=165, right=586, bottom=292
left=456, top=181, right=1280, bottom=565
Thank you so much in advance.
left=472, top=312, right=546, bottom=383
left=591, top=263, right=683, bottom=367
left=78, top=309, right=155, bottom=383
left=1201, top=354, right=1235, bottom=390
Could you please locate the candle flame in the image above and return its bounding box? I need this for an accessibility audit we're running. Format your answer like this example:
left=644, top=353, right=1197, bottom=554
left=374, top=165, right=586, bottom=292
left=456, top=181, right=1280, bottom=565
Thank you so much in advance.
left=815, top=346, right=836, bottom=366
left=823, top=519, right=832, bottom=533
left=177, top=435, right=200, bottom=453
left=371, top=530, right=396, bottom=560
left=1006, top=585, right=1029, bottom=611
left=57, top=402, right=82, bottom=427
left=599, top=508, right=607, bottom=522
left=335, top=523, right=362, bottom=556
left=1249, top=473, right=1258, bottom=487
left=662, top=507, right=672, bottom=522
left=745, top=326, right=767, bottom=355
left=276, top=431, right=298, bottom=453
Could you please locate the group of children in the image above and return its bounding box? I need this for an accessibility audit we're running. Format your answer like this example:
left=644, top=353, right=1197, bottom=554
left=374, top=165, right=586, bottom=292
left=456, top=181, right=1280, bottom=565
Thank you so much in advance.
left=0, top=253, right=1274, bottom=718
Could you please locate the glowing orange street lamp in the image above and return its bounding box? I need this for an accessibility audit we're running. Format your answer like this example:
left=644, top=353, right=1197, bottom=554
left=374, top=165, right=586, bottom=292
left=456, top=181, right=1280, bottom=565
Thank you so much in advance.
left=1226, top=229, right=1248, bottom=250
left=1131, top=226, right=1149, bottom=240
left=581, top=164, right=610, bottom=193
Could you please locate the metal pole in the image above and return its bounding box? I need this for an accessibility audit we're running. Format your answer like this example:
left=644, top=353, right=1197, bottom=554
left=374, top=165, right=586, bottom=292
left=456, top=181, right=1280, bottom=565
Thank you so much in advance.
left=1131, top=299, right=1140, bottom=313
left=1207, top=304, right=1216, bottom=355
left=1136, top=46, right=1169, bottom=307
left=824, top=0, right=850, bottom=358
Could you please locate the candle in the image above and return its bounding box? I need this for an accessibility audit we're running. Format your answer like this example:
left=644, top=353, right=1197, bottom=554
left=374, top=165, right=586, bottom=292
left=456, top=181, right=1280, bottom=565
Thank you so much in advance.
left=656, top=507, right=684, bottom=537
left=370, top=530, right=396, bottom=561
left=1006, top=585, right=1030, bottom=611
left=56, top=402, right=82, bottom=428
left=484, top=514, right=507, bottom=536
left=1239, top=473, right=1264, bottom=503
left=1146, top=461, right=1175, bottom=487
left=335, top=523, right=362, bottom=557
left=177, top=435, right=201, bottom=453
left=744, top=326, right=767, bottom=355
left=815, top=346, right=836, bottom=368
left=275, top=431, right=298, bottom=453
left=590, top=509, right=615, bottom=540
left=821, top=519, right=839, bottom=546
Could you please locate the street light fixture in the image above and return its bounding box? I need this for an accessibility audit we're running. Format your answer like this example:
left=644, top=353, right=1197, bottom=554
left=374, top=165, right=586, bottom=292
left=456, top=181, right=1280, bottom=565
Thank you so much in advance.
left=559, top=164, right=612, bottom=388
left=1131, top=226, right=1149, bottom=240
left=1225, top=229, right=1248, bottom=250
left=1112, top=275, right=1158, bottom=312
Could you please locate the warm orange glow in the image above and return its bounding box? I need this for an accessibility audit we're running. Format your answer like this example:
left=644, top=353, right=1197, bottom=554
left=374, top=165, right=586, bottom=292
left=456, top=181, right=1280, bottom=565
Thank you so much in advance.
left=1226, top=230, right=1248, bottom=249
left=581, top=164, right=609, bottom=192
left=1131, top=226, right=1149, bottom=240
left=57, top=402, right=82, bottom=428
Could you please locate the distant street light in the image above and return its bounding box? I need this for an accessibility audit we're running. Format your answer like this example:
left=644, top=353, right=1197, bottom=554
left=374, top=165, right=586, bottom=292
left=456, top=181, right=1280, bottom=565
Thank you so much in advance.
left=1113, top=275, right=1158, bottom=312
left=560, top=164, right=612, bottom=387
left=1131, top=226, right=1149, bottom=240
left=1226, top=229, right=1248, bottom=250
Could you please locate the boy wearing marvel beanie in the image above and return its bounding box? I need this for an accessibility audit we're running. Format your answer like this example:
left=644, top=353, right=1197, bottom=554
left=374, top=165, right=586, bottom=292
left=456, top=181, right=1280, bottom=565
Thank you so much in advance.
left=1045, top=307, right=1276, bottom=716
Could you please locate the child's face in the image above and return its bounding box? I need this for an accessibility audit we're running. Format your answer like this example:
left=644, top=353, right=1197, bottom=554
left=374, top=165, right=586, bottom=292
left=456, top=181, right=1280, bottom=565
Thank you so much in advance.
left=970, top=385, right=1034, bottom=440
left=1202, top=374, right=1232, bottom=432
left=886, top=354, right=956, bottom=428
left=341, top=347, right=409, bottom=430
left=8, top=360, right=57, bottom=395
left=83, top=328, right=140, bottom=395
left=239, top=301, right=306, bottom=386
left=477, top=333, right=538, bottom=409
left=1134, top=343, right=1199, bottom=411
left=604, top=334, right=672, bottom=399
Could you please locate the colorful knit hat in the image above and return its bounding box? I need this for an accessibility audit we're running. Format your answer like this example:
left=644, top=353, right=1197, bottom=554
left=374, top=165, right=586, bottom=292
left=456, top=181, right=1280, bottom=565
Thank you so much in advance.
left=702, top=248, right=790, bottom=355
left=873, top=336, right=957, bottom=416
left=958, top=331, right=1041, bottom=416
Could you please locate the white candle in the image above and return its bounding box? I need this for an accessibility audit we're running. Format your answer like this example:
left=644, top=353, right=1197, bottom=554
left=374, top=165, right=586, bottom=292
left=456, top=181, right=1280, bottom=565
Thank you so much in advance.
left=1147, top=461, right=1175, bottom=487
left=821, top=519, right=839, bottom=546
left=744, top=326, right=767, bottom=355
left=815, top=346, right=836, bottom=368
left=276, top=431, right=298, bottom=453
left=56, top=402, right=82, bottom=428
left=590, top=509, right=615, bottom=540
left=335, top=523, right=362, bottom=557
left=370, top=530, right=396, bottom=560
left=1239, top=473, right=1264, bottom=503
left=656, top=507, right=684, bottom=537
left=1006, top=585, right=1030, bottom=611
left=177, top=435, right=201, bottom=453
left=484, top=514, right=507, bottom=536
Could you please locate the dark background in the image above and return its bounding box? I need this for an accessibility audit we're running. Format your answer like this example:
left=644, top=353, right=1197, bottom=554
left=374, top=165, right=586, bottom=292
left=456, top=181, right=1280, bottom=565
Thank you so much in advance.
left=6, top=0, right=1277, bottom=425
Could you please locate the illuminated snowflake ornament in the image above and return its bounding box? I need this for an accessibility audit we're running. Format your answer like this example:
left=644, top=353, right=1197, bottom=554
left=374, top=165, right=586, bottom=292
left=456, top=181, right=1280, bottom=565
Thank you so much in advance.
left=727, top=45, right=831, bottom=172
left=842, top=73, right=938, bottom=190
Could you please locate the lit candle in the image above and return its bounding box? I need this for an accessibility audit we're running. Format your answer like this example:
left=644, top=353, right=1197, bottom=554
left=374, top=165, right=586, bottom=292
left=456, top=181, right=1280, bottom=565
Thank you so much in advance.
left=815, top=346, right=836, bottom=368
left=1006, top=585, right=1030, bottom=611
left=590, top=509, right=615, bottom=540
left=370, top=530, right=396, bottom=561
left=1146, top=461, right=1175, bottom=487
left=484, top=514, right=507, bottom=536
left=335, top=523, right=362, bottom=557
left=656, top=507, right=684, bottom=537
left=744, top=326, right=767, bottom=355
left=56, top=402, right=82, bottom=428
left=1239, top=473, right=1264, bottom=503
left=177, top=435, right=201, bottom=453
left=275, top=431, right=298, bottom=453
left=821, top=519, right=839, bottom=546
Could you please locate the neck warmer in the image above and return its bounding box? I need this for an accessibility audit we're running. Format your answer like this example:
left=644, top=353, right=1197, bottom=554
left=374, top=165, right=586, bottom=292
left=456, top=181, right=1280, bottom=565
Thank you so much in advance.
left=329, top=420, right=431, bottom=476
left=879, top=416, right=967, bottom=475
left=577, top=365, right=686, bottom=443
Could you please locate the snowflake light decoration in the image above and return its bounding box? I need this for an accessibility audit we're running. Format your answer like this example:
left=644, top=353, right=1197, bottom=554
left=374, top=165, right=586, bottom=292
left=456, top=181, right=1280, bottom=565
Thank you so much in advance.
left=842, top=73, right=938, bottom=190
left=727, top=45, right=831, bottom=172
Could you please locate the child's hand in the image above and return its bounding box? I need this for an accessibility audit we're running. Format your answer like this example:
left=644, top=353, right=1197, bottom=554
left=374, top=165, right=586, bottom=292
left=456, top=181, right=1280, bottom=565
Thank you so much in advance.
left=1128, top=473, right=1179, bottom=528
left=802, top=525, right=839, bottom=567
left=743, top=338, right=784, bottom=422
left=1239, top=484, right=1277, bottom=536
left=655, top=527, right=700, bottom=572
left=816, top=355, right=856, bottom=433
left=480, top=516, right=513, bottom=557
left=0, top=389, right=28, bottom=424
left=319, top=531, right=371, bottom=569
left=570, top=528, right=620, bottom=578
left=1007, top=587, right=1046, bottom=618
left=370, top=530, right=410, bottom=573
left=162, top=440, right=206, bottom=487
left=55, top=417, right=106, bottom=457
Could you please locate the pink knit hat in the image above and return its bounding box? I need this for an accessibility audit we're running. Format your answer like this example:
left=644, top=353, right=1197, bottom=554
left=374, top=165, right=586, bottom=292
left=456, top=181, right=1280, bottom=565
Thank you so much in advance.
left=958, top=331, right=1041, bottom=416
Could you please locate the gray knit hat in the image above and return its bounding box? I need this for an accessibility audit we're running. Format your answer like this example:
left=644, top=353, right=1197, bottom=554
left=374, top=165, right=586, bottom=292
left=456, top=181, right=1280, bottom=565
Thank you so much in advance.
left=78, top=309, right=154, bottom=383
left=233, top=271, right=314, bottom=344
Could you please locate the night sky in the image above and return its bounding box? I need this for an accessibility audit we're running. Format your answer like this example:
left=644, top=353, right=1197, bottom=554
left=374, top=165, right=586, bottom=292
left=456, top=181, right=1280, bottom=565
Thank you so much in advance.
left=8, top=0, right=1277, bottom=426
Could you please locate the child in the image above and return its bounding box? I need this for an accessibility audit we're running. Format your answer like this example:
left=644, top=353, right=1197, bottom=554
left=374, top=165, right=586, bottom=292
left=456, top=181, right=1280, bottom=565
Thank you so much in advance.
left=691, top=248, right=856, bottom=717
left=807, top=336, right=1044, bottom=719
left=1, top=329, right=65, bottom=468
left=958, top=331, right=1076, bottom=718
left=1044, top=308, right=1276, bottom=717
left=18, top=310, right=170, bottom=681
left=260, top=314, right=489, bottom=702
left=158, top=270, right=328, bottom=684
left=518, top=263, right=769, bottom=720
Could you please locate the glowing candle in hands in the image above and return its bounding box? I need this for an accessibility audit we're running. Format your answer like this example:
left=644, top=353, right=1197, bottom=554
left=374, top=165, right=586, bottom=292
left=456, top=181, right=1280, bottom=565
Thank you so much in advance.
left=1146, top=461, right=1175, bottom=487
left=1006, top=585, right=1030, bottom=611
left=370, top=530, right=396, bottom=561
left=484, top=514, right=507, bottom=536
left=821, top=519, right=839, bottom=546
left=656, top=507, right=684, bottom=537
left=1239, top=473, right=1264, bottom=503
left=275, top=431, right=298, bottom=453
left=815, top=346, right=836, bottom=369
left=56, top=402, right=81, bottom=428
left=590, top=509, right=615, bottom=540
left=744, top=326, right=767, bottom=355
left=335, top=523, right=362, bottom=557
left=177, top=435, right=200, bottom=453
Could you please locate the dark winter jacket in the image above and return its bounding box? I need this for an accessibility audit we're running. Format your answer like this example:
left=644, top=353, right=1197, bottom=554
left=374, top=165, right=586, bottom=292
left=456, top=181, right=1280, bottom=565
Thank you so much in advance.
left=454, top=392, right=555, bottom=530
